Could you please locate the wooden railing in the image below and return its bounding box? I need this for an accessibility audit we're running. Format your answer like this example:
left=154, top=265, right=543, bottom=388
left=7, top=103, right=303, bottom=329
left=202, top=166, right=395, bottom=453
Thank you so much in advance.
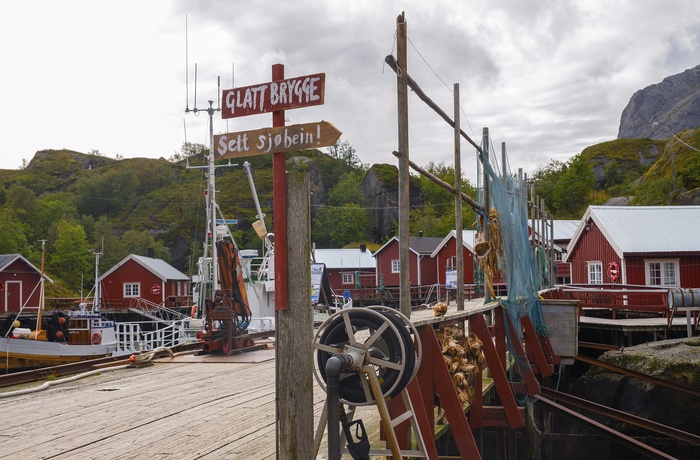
left=560, top=284, right=669, bottom=319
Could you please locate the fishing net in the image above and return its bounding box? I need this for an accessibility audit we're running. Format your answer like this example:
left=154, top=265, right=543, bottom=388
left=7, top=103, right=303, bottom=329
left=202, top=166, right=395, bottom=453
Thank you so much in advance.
left=475, top=139, right=549, bottom=397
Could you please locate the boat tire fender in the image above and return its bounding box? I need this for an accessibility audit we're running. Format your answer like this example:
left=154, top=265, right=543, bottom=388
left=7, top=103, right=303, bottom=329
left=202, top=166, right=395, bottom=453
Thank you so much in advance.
left=92, top=332, right=102, bottom=345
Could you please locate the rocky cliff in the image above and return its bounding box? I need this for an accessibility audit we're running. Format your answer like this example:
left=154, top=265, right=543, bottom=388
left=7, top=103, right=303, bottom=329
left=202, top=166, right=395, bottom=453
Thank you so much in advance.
left=361, top=163, right=425, bottom=242
left=618, top=64, right=700, bottom=140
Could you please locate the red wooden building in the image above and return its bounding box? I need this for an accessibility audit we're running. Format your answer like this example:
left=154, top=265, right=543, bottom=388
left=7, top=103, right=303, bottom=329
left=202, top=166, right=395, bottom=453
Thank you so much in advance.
left=374, top=235, right=442, bottom=289
left=0, top=254, right=53, bottom=313
left=551, top=220, right=579, bottom=284
left=430, top=230, right=477, bottom=287
left=313, top=247, right=376, bottom=300
left=564, top=206, right=700, bottom=287
left=98, top=255, right=190, bottom=310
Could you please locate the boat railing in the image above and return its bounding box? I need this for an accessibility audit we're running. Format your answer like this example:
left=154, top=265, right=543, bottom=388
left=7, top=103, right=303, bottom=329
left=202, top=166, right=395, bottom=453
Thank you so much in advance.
left=114, top=319, right=202, bottom=355
left=127, top=297, right=190, bottom=322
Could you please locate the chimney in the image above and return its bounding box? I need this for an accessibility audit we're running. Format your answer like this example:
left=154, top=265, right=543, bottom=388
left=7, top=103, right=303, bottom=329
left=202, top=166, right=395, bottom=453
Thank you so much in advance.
left=147, top=247, right=154, bottom=258
left=419, top=231, right=423, bottom=238
left=360, top=244, right=366, bottom=252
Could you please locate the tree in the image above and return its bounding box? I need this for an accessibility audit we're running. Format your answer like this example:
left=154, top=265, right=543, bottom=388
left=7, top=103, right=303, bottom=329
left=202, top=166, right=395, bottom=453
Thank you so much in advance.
left=312, top=172, right=370, bottom=247
left=532, top=159, right=565, bottom=212
left=170, top=142, right=209, bottom=163
left=119, top=229, right=171, bottom=262
left=326, top=141, right=367, bottom=171
left=0, top=207, right=28, bottom=253
left=552, top=156, right=596, bottom=217
left=75, top=167, right=138, bottom=217
left=50, top=220, right=92, bottom=289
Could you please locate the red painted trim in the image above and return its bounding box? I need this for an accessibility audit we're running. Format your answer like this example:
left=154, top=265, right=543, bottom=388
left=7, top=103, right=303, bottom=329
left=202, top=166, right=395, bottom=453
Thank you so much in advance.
left=423, top=326, right=482, bottom=458
left=272, top=63, right=288, bottom=311
left=522, top=315, right=553, bottom=378
left=471, top=314, right=525, bottom=428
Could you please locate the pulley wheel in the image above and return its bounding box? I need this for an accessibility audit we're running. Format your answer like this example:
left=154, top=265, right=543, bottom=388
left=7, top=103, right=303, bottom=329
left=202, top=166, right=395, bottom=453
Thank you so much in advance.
left=367, top=306, right=421, bottom=383
left=314, top=308, right=413, bottom=406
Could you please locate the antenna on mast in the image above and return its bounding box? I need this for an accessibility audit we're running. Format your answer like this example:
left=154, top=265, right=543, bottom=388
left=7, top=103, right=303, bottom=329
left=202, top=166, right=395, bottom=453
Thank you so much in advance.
left=185, top=14, right=189, bottom=113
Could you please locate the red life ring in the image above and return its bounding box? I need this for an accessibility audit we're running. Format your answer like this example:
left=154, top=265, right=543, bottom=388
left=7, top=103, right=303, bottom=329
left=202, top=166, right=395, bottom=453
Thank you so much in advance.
left=91, top=333, right=102, bottom=345
left=608, top=262, right=620, bottom=282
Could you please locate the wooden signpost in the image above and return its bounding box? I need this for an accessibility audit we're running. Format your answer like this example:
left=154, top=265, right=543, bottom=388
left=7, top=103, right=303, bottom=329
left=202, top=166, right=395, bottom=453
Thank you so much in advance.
left=213, top=121, right=341, bottom=158
left=221, top=73, right=325, bottom=119
left=220, top=66, right=336, bottom=314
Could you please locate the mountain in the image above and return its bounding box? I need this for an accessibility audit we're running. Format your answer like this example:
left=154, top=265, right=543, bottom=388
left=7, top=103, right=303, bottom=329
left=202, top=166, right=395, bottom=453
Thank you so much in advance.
left=618, top=64, right=700, bottom=140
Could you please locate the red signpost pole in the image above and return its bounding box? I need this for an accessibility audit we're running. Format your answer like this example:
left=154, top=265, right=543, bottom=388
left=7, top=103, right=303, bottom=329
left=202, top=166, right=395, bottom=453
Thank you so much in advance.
left=272, top=63, right=288, bottom=311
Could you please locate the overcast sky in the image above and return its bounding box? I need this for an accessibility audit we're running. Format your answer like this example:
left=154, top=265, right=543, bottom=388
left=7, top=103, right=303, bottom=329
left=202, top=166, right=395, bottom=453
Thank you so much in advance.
left=2, top=0, right=699, bottom=184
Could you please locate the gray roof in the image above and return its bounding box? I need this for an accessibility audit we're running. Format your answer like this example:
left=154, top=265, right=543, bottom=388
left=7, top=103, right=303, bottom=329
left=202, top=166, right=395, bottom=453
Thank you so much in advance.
left=99, top=254, right=189, bottom=281
left=374, top=236, right=444, bottom=257
left=569, top=206, right=700, bottom=258
left=552, top=220, right=580, bottom=242
left=0, top=254, right=54, bottom=283
left=409, top=237, right=444, bottom=255
left=431, top=230, right=477, bottom=257
left=313, top=248, right=375, bottom=270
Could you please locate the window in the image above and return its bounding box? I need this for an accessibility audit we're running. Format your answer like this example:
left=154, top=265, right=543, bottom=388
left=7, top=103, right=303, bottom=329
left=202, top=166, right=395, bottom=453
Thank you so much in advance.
left=446, top=256, right=457, bottom=270
left=587, top=261, right=602, bottom=284
left=645, top=260, right=679, bottom=287
left=124, top=283, right=140, bottom=298
left=554, top=251, right=563, bottom=262
left=391, top=259, right=400, bottom=273
left=342, top=273, right=354, bottom=285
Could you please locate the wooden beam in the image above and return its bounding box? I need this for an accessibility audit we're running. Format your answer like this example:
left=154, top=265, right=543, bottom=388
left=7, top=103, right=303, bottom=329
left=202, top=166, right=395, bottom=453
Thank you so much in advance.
left=276, top=172, right=314, bottom=459
left=396, top=12, right=411, bottom=318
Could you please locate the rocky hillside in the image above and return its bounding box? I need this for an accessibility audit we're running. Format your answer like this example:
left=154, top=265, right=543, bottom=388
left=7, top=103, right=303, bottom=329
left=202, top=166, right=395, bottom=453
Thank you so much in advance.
left=618, top=64, right=700, bottom=140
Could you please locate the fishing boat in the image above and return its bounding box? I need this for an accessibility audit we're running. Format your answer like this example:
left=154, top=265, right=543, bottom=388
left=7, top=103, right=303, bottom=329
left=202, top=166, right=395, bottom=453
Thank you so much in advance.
left=0, top=243, right=118, bottom=372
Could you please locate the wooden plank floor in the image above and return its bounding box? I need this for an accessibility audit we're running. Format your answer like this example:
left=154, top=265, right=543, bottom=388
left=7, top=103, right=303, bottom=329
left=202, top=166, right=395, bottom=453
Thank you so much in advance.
left=0, top=300, right=491, bottom=459
left=0, top=352, right=364, bottom=459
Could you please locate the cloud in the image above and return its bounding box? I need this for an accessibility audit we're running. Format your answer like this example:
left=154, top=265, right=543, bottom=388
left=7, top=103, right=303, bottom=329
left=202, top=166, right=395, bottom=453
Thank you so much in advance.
left=1, top=0, right=699, bottom=188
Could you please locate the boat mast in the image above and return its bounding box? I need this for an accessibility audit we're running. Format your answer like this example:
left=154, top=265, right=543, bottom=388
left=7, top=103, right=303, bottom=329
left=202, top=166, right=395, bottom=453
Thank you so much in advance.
left=35, top=240, right=46, bottom=338
left=206, top=100, right=219, bottom=292
left=93, top=243, right=102, bottom=311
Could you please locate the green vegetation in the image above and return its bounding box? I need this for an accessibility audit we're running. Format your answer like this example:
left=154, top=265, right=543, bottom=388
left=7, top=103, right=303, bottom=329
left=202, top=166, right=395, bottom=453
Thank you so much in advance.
left=6, top=128, right=699, bottom=297
left=532, top=129, right=700, bottom=215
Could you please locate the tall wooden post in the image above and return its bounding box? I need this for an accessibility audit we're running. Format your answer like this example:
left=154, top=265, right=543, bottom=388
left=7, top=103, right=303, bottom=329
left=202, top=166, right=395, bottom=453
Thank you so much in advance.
left=396, top=12, right=411, bottom=317
left=454, top=83, right=464, bottom=311
left=482, top=127, right=491, bottom=303
left=276, top=172, right=313, bottom=459
left=272, top=63, right=289, bottom=311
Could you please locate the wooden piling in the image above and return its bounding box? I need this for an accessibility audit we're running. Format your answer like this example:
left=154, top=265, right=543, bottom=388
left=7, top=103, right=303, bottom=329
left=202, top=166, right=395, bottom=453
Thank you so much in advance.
left=276, top=172, right=313, bottom=459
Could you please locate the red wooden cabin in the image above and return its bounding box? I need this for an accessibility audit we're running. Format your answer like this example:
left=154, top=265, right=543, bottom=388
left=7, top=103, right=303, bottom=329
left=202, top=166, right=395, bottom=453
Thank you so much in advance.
left=98, top=255, right=190, bottom=310
left=565, top=206, right=700, bottom=287
left=0, top=254, right=53, bottom=313
left=551, top=219, right=579, bottom=284
left=374, top=235, right=442, bottom=294
left=313, top=246, right=376, bottom=301
left=430, top=230, right=477, bottom=290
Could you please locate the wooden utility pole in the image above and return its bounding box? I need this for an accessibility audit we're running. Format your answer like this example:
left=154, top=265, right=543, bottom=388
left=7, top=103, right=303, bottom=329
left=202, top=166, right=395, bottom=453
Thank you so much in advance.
left=396, top=12, right=411, bottom=318
left=454, top=83, right=464, bottom=311
left=276, top=172, right=313, bottom=459
left=482, top=127, right=492, bottom=303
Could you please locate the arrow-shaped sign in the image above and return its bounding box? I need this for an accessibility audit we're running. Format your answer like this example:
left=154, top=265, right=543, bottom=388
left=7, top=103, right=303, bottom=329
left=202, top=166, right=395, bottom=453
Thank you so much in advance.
left=213, top=121, right=342, bottom=159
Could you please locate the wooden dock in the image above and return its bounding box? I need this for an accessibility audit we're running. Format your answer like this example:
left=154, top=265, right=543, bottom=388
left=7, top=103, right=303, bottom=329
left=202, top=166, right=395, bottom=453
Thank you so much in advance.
left=0, top=300, right=488, bottom=460
left=2, top=298, right=692, bottom=459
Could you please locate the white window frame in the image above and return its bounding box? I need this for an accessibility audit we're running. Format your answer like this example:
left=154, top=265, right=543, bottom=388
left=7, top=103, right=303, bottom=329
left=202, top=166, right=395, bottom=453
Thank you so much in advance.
left=554, top=251, right=563, bottom=262
left=124, top=282, right=141, bottom=298
left=587, top=261, right=603, bottom=284
left=342, top=273, right=354, bottom=285
left=644, top=259, right=679, bottom=287
left=391, top=259, right=400, bottom=273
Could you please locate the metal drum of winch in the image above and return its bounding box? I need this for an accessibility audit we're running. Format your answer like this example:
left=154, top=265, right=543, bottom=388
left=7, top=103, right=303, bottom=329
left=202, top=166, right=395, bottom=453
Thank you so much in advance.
left=313, top=306, right=422, bottom=406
